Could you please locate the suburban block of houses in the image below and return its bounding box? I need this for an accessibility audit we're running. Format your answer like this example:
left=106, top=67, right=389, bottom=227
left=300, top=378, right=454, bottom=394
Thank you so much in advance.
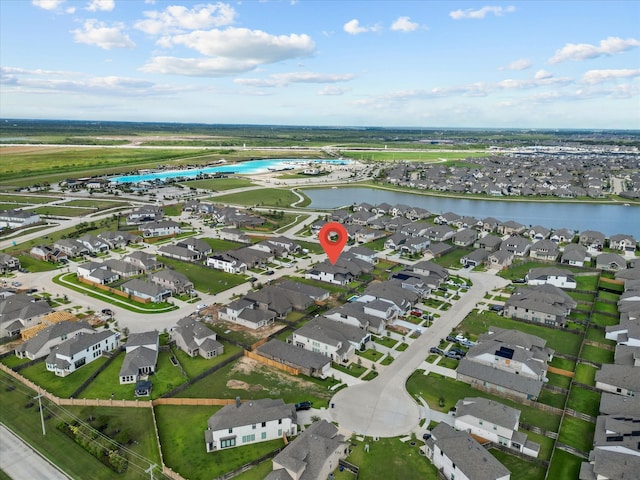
left=204, top=398, right=297, bottom=452
left=45, top=330, right=119, bottom=377
left=291, top=317, right=371, bottom=364
left=525, top=267, right=577, bottom=289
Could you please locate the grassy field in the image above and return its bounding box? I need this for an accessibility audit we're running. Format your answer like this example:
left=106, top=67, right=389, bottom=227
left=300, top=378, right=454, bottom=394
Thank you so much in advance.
left=212, top=188, right=302, bottom=207
left=490, top=449, right=546, bottom=480
left=0, top=193, right=61, bottom=203
left=558, top=416, right=596, bottom=453
left=574, top=363, right=598, bottom=386
left=154, top=405, right=283, bottom=480
left=0, top=372, right=161, bottom=480
left=62, top=199, right=129, bottom=209
left=18, top=357, right=110, bottom=398
left=33, top=206, right=96, bottom=217
left=567, top=387, right=601, bottom=417
left=580, top=344, right=615, bottom=364
left=201, top=237, right=245, bottom=251
left=406, top=372, right=562, bottom=432
left=172, top=342, right=244, bottom=379
left=179, top=177, right=255, bottom=191
left=547, top=450, right=584, bottom=480
left=158, top=256, right=248, bottom=294
left=341, top=150, right=488, bottom=162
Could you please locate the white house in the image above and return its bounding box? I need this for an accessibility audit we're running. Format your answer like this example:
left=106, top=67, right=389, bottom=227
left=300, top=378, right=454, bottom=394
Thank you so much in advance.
left=525, top=267, right=577, bottom=289
left=454, top=397, right=539, bottom=458
left=119, top=331, right=159, bottom=384
left=206, top=254, right=247, bottom=274
left=204, top=398, right=297, bottom=452
left=140, top=220, right=181, bottom=238
left=45, top=330, right=119, bottom=377
left=0, top=209, right=40, bottom=229
left=15, top=320, right=94, bottom=360
left=291, top=317, right=370, bottom=363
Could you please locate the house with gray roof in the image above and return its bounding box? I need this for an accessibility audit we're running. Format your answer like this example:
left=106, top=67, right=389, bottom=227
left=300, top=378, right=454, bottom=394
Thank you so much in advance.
left=500, top=235, right=531, bottom=257
left=292, top=317, right=370, bottom=364
left=609, top=234, right=637, bottom=254
left=119, top=330, right=159, bottom=384
left=219, top=227, right=251, bottom=244
left=45, top=330, right=118, bottom=377
left=176, top=237, right=212, bottom=256
left=77, top=234, right=110, bottom=254
left=348, top=246, right=378, bottom=264
left=157, top=244, right=200, bottom=262
left=497, top=220, right=525, bottom=236
left=487, top=249, right=514, bottom=269
left=123, top=251, right=162, bottom=271
left=475, top=234, right=502, bottom=251
left=529, top=239, right=560, bottom=261
left=171, top=317, right=223, bottom=359
left=121, top=279, right=172, bottom=303
left=228, top=247, right=273, bottom=269
left=15, top=320, right=94, bottom=360
left=0, top=208, right=40, bottom=229
left=205, top=398, right=297, bottom=452
left=579, top=230, right=606, bottom=250
left=505, top=284, right=577, bottom=327
left=452, top=228, right=478, bottom=247
left=0, top=293, right=53, bottom=338
left=103, top=258, right=142, bottom=277
left=126, top=206, right=163, bottom=224
left=454, top=397, right=539, bottom=458
left=257, top=339, right=331, bottom=378
left=561, top=243, right=589, bottom=267
left=605, top=316, right=640, bottom=347
left=526, top=267, right=576, bottom=289
left=323, top=302, right=386, bottom=334
left=595, top=252, right=627, bottom=272
left=0, top=253, right=20, bottom=274
left=206, top=253, right=247, bottom=274
left=456, top=359, right=545, bottom=401
left=460, top=249, right=489, bottom=268
left=150, top=269, right=194, bottom=294
left=424, top=423, right=510, bottom=480
left=218, top=299, right=277, bottom=329
left=54, top=238, right=88, bottom=258
left=266, top=420, right=348, bottom=480
left=97, top=231, right=141, bottom=249
left=579, top=448, right=640, bottom=480
left=140, top=220, right=181, bottom=238
left=277, top=280, right=330, bottom=302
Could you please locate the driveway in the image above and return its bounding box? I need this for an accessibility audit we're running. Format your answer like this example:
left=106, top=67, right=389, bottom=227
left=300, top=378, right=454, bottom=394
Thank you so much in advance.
left=329, top=271, right=509, bottom=437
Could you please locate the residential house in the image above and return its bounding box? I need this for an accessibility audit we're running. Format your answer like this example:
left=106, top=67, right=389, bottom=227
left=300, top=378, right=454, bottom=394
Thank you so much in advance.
left=121, top=279, right=172, bottom=303
left=452, top=228, right=478, bottom=247
left=219, top=228, right=251, bottom=244
left=526, top=267, right=577, bottom=289
left=487, top=250, right=514, bottom=269
left=348, top=246, right=378, bottom=264
left=594, top=344, right=640, bottom=398
left=526, top=225, right=550, bottom=241
left=529, top=239, right=559, bottom=261
left=15, top=320, right=94, bottom=360
left=595, top=253, right=627, bottom=271
left=0, top=208, right=41, bottom=229
left=170, top=317, right=223, bottom=359
left=205, top=398, right=297, bottom=452
left=550, top=228, right=575, bottom=244
left=206, top=254, right=247, bottom=274
left=504, top=284, right=577, bottom=327
left=292, top=317, right=370, bottom=363
left=323, top=302, right=387, bottom=334
left=53, top=238, right=88, bottom=258
left=150, top=269, right=193, bottom=294
left=266, top=420, right=348, bottom=480
left=97, top=231, right=141, bottom=249
left=605, top=317, right=640, bottom=347
left=454, top=397, right=539, bottom=458
left=0, top=294, right=54, bottom=338
left=29, top=245, right=68, bottom=263
left=119, top=331, right=159, bottom=384
left=103, top=259, right=142, bottom=278
left=45, top=330, right=118, bottom=377
left=126, top=206, right=163, bottom=224
left=497, top=220, right=526, bottom=236
left=460, top=249, right=489, bottom=268
left=176, top=237, right=212, bottom=256
left=424, top=423, right=510, bottom=480
left=561, top=244, right=589, bottom=267
left=399, top=236, right=430, bottom=255
left=579, top=429, right=640, bottom=480
left=609, top=234, right=637, bottom=254
left=77, top=234, right=111, bottom=254
left=140, top=220, right=181, bottom=238
left=579, top=230, right=606, bottom=251
left=475, top=234, right=502, bottom=252
left=257, top=339, right=331, bottom=378
left=426, top=224, right=455, bottom=242
left=123, top=251, right=162, bottom=271
left=305, top=255, right=372, bottom=286
left=500, top=236, right=531, bottom=257
left=228, top=247, right=273, bottom=269
left=0, top=253, right=20, bottom=274
left=218, top=299, right=277, bottom=329
left=157, top=244, right=201, bottom=262
left=277, top=280, right=330, bottom=303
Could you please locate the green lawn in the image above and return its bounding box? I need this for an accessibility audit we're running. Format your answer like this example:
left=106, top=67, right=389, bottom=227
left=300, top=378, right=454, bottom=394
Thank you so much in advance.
left=548, top=357, right=575, bottom=372
left=593, top=301, right=619, bottom=315
left=0, top=194, right=61, bottom=203
left=332, top=362, right=367, bottom=378
left=580, top=345, right=615, bottom=364
left=62, top=199, right=127, bottom=209
left=159, top=256, right=248, bottom=294
left=175, top=357, right=335, bottom=407
left=558, top=416, right=596, bottom=453
left=431, top=247, right=472, bottom=269
left=212, top=188, right=301, bottom=207
left=584, top=327, right=616, bottom=346
left=33, top=206, right=95, bottom=217
left=16, top=254, right=60, bottom=272
left=18, top=356, right=109, bottom=398
left=341, top=436, right=439, bottom=480
left=575, top=275, right=600, bottom=291
left=547, top=450, right=584, bottom=480
left=567, top=387, right=601, bottom=417
left=589, top=312, right=620, bottom=327
left=80, top=350, right=187, bottom=400
left=294, top=240, right=324, bottom=254
left=522, top=429, right=555, bottom=461
left=406, top=372, right=562, bottom=432
left=489, top=449, right=546, bottom=480
left=497, top=261, right=557, bottom=281
left=172, top=342, right=244, bottom=379
left=574, top=363, right=598, bottom=386
left=201, top=237, right=245, bottom=251
left=567, top=291, right=595, bottom=303
left=597, top=291, right=621, bottom=302
left=0, top=373, right=161, bottom=480
left=373, top=336, right=398, bottom=348
left=179, top=177, right=255, bottom=191
left=232, top=460, right=272, bottom=480
left=546, top=372, right=572, bottom=390
left=457, top=311, right=583, bottom=356
left=537, top=389, right=567, bottom=409
left=155, top=405, right=283, bottom=480
left=357, top=348, right=385, bottom=362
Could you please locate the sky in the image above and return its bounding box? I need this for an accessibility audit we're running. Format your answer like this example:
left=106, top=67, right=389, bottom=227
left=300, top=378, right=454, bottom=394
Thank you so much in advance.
left=1, top=0, right=639, bottom=129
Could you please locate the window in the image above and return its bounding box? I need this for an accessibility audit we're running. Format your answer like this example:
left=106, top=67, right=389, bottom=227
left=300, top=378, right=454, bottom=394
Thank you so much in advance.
left=261, top=422, right=266, bottom=427
left=278, top=419, right=282, bottom=425
left=479, top=420, right=483, bottom=425
left=228, top=428, right=233, bottom=434
left=242, top=434, right=255, bottom=443
left=220, top=438, right=236, bottom=448
left=278, top=429, right=282, bottom=437
left=261, top=432, right=267, bottom=440
left=252, top=424, right=256, bottom=430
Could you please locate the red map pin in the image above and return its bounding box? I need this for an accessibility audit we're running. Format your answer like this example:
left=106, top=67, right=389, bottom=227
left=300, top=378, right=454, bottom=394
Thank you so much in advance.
left=319, top=222, right=348, bottom=265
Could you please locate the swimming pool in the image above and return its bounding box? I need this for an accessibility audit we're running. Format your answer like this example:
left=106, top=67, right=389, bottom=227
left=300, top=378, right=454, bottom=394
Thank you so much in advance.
left=110, top=158, right=352, bottom=184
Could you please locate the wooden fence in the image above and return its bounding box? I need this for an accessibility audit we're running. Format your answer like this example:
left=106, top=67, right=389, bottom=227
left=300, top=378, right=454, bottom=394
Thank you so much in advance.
left=77, top=276, right=150, bottom=303
left=244, top=349, right=300, bottom=376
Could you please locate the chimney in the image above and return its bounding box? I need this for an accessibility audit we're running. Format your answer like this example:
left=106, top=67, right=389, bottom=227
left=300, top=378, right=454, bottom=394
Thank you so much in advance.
left=236, top=396, right=241, bottom=408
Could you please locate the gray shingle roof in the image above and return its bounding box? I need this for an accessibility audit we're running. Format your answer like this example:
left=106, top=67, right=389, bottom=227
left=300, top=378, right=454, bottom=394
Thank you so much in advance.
left=207, top=398, right=295, bottom=431
left=257, top=339, right=331, bottom=371
left=455, top=397, right=520, bottom=431
left=457, top=358, right=544, bottom=398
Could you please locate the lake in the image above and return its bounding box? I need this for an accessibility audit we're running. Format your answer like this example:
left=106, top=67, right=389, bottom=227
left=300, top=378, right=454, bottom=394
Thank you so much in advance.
left=302, top=187, right=640, bottom=238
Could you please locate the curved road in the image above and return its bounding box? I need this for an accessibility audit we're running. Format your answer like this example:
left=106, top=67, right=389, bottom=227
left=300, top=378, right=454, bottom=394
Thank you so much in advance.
left=329, top=271, right=509, bottom=437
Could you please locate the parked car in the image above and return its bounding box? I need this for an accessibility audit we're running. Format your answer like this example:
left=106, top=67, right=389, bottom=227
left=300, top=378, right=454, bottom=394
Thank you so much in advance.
left=446, top=335, right=458, bottom=343
left=295, top=401, right=312, bottom=411
left=429, top=347, right=443, bottom=355
left=490, top=305, right=504, bottom=312
left=422, top=433, right=431, bottom=441
left=101, top=309, right=114, bottom=316
left=450, top=347, right=466, bottom=356
left=410, top=310, right=422, bottom=317
left=513, top=278, right=526, bottom=283
left=444, top=351, right=462, bottom=360
left=459, top=340, right=476, bottom=348
left=196, top=304, right=207, bottom=310
left=265, top=270, right=275, bottom=276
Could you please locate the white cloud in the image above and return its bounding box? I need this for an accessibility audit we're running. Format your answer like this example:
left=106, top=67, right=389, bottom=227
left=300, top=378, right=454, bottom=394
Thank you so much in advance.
left=140, top=56, right=262, bottom=76
left=534, top=69, right=553, bottom=80
left=235, top=72, right=355, bottom=87
left=549, top=36, right=640, bottom=64
left=86, top=0, right=114, bottom=12
left=582, top=69, right=640, bottom=84
left=72, top=19, right=135, bottom=49
left=318, top=86, right=349, bottom=96
left=162, top=27, right=315, bottom=63
left=391, top=16, right=419, bottom=33
left=501, top=58, right=531, bottom=71
left=450, top=5, right=515, bottom=20
left=343, top=19, right=380, bottom=35
left=135, top=3, right=236, bottom=35
left=32, top=0, right=65, bottom=10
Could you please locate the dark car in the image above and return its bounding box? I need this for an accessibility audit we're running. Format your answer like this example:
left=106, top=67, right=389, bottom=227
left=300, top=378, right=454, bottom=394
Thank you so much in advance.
left=248, top=277, right=258, bottom=283
left=422, top=433, right=432, bottom=441
left=265, top=270, right=275, bottom=276
left=445, top=335, right=458, bottom=343
left=429, top=347, right=443, bottom=355
left=450, top=347, right=466, bottom=356
left=295, top=401, right=312, bottom=411
left=101, top=309, right=114, bottom=316
left=490, top=304, right=504, bottom=312
left=444, top=351, right=462, bottom=360
left=513, top=278, right=526, bottom=284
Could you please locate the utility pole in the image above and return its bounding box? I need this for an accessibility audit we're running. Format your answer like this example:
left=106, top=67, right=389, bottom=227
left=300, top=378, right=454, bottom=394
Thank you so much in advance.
left=34, top=394, right=46, bottom=435
left=145, top=463, right=157, bottom=480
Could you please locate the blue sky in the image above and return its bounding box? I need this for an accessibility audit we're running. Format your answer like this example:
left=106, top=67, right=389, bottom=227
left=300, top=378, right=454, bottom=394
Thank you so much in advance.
left=1, top=0, right=639, bottom=128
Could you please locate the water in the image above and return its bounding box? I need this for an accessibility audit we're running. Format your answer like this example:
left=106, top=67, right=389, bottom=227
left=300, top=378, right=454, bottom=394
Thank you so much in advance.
left=303, top=187, right=640, bottom=238
left=111, top=158, right=351, bottom=183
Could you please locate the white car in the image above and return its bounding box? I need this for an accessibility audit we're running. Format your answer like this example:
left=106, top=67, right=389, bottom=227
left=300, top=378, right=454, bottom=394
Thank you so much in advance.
left=196, top=304, right=206, bottom=310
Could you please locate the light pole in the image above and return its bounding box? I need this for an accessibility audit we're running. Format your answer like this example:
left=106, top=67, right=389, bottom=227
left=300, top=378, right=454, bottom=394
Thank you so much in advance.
left=34, top=394, right=46, bottom=435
